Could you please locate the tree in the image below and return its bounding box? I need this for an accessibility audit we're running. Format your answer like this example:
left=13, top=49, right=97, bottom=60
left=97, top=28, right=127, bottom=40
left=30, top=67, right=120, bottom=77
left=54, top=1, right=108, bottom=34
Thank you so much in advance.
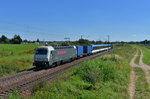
left=12, top=35, right=22, bottom=44
left=60, top=42, right=70, bottom=46
left=37, top=38, right=40, bottom=42
left=23, top=39, right=28, bottom=42
left=91, top=40, right=95, bottom=44
left=77, top=39, right=91, bottom=45
left=0, top=35, right=9, bottom=43
left=95, top=40, right=102, bottom=44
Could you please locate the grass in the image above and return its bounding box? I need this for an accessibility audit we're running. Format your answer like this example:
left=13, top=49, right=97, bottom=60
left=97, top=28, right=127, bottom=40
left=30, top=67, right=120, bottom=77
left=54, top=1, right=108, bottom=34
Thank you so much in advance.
left=134, top=67, right=150, bottom=99
left=136, top=45, right=150, bottom=65
left=0, top=44, right=42, bottom=77
left=0, top=54, right=34, bottom=60
left=134, top=49, right=141, bottom=65
left=24, top=44, right=135, bottom=99
left=0, top=44, right=41, bottom=56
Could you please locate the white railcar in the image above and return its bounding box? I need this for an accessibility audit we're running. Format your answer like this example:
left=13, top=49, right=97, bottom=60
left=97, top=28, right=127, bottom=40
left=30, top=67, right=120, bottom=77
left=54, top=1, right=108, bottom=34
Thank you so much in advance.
left=91, top=47, right=110, bottom=54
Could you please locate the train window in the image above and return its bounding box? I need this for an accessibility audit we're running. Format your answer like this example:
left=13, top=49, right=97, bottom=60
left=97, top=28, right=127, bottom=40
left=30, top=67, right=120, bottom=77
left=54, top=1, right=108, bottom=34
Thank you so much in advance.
left=36, top=48, right=48, bottom=55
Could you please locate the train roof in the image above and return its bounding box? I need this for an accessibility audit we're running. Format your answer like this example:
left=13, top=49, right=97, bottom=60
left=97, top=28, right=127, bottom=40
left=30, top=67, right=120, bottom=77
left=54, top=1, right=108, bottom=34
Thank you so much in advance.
left=37, top=46, right=76, bottom=50
left=92, top=44, right=112, bottom=48
left=54, top=46, right=76, bottom=49
left=37, top=46, right=54, bottom=50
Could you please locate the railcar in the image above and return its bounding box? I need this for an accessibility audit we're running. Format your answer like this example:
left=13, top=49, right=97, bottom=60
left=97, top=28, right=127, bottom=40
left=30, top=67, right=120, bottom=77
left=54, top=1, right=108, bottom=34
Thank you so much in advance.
left=91, top=44, right=112, bottom=54
left=91, top=47, right=110, bottom=54
left=92, top=44, right=113, bottom=49
left=76, top=46, right=84, bottom=57
left=83, top=45, right=92, bottom=55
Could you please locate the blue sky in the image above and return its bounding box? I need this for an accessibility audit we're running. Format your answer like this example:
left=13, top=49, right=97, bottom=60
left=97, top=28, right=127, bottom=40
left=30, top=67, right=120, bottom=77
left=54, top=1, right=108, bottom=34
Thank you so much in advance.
left=0, top=0, right=150, bottom=41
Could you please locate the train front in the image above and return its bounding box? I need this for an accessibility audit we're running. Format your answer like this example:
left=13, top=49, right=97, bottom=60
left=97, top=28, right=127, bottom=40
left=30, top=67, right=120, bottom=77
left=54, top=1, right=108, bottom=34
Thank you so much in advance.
left=33, top=46, right=54, bottom=67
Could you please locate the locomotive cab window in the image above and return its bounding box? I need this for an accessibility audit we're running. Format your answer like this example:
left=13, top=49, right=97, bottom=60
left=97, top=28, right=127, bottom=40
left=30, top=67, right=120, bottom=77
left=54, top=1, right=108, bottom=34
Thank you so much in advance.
left=36, top=48, right=48, bottom=55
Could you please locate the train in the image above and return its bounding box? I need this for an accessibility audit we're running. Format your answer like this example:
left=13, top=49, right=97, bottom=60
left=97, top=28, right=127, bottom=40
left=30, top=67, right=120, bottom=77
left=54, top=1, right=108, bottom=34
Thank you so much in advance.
left=33, top=44, right=113, bottom=67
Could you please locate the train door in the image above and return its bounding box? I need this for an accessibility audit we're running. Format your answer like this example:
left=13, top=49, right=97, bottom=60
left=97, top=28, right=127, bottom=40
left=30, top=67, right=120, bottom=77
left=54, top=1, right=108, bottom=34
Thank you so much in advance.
left=49, top=51, right=53, bottom=66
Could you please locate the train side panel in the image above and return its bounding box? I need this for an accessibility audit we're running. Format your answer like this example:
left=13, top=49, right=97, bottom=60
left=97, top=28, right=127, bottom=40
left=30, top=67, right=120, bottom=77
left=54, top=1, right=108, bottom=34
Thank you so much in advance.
left=87, top=45, right=92, bottom=54
left=76, top=46, right=84, bottom=57
left=83, top=45, right=92, bottom=54
left=52, top=48, right=77, bottom=63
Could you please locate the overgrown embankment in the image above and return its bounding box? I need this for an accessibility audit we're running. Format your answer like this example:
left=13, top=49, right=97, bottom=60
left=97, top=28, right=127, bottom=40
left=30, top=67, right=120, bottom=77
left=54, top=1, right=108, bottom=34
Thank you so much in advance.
left=0, top=44, right=41, bottom=76
left=26, top=45, right=135, bottom=99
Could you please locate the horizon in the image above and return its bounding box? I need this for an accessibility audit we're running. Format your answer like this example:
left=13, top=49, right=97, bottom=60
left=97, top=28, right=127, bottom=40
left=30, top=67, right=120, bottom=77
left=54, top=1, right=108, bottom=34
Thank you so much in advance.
left=1, top=34, right=149, bottom=42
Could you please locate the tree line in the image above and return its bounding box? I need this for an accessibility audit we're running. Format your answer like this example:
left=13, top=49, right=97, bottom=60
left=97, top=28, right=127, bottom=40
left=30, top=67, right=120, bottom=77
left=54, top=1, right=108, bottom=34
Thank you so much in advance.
left=0, top=35, right=110, bottom=45
left=0, top=35, right=22, bottom=44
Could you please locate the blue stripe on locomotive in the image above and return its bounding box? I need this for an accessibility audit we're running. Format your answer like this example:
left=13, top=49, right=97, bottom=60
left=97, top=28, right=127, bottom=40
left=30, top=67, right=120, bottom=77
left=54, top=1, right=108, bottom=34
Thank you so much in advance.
left=83, top=45, right=92, bottom=54
left=76, top=46, right=84, bottom=56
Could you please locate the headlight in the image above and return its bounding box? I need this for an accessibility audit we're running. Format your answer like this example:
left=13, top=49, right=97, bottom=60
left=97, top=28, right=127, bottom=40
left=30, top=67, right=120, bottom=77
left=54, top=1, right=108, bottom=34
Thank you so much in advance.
left=43, top=58, right=48, bottom=61
left=35, top=58, right=38, bottom=61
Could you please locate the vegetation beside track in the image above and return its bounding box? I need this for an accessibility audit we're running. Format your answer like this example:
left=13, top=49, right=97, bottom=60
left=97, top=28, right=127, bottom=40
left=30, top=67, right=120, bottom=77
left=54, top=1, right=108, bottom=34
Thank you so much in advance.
left=136, top=45, right=150, bottom=65
left=134, top=67, right=150, bottom=99
left=0, top=44, right=42, bottom=76
left=21, top=45, right=135, bottom=99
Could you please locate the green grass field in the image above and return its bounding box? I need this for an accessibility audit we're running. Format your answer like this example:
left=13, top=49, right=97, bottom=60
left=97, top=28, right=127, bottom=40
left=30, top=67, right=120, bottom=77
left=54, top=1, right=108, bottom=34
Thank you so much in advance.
left=21, top=45, right=135, bottom=99
left=136, top=45, right=150, bottom=65
left=0, top=44, right=41, bottom=56
left=0, top=44, right=42, bottom=76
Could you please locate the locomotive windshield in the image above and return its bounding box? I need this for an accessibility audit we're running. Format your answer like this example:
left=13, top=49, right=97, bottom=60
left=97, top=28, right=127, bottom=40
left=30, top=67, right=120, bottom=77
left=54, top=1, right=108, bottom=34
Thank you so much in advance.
left=36, top=48, right=48, bottom=55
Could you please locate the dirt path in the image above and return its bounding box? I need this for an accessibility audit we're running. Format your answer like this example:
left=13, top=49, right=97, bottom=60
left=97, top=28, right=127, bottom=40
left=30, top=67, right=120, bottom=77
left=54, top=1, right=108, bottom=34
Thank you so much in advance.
left=128, top=68, right=136, bottom=99
left=129, top=48, right=150, bottom=99
left=128, top=49, right=139, bottom=99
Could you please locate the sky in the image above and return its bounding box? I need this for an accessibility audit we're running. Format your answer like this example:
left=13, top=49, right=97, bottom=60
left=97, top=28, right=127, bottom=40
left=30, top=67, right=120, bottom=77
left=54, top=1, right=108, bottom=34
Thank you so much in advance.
left=0, top=0, right=150, bottom=41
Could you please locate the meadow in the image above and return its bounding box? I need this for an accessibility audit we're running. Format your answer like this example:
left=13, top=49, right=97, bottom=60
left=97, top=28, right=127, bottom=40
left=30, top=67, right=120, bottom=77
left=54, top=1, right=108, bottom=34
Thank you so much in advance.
left=0, top=44, right=41, bottom=56
left=0, top=44, right=41, bottom=76
left=23, top=45, right=135, bottom=99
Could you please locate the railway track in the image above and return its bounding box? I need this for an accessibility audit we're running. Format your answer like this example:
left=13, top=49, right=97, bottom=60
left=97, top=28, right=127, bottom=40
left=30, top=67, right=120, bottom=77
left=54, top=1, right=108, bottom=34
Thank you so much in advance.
left=0, top=49, right=113, bottom=98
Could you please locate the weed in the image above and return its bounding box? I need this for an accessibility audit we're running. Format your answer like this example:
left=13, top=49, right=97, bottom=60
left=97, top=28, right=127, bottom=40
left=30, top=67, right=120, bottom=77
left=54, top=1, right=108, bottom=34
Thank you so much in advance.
left=31, top=80, right=47, bottom=94
left=8, top=88, right=21, bottom=99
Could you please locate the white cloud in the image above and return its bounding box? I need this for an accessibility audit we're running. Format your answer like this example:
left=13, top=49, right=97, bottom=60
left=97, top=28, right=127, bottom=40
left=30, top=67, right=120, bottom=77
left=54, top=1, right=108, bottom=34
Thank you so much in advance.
left=133, top=34, right=137, bottom=37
